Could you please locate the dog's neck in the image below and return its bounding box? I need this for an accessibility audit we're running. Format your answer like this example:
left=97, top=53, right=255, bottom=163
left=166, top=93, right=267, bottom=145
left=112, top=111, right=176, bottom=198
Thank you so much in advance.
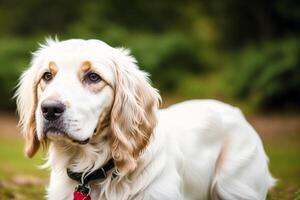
left=43, top=127, right=161, bottom=200
left=43, top=127, right=112, bottom=174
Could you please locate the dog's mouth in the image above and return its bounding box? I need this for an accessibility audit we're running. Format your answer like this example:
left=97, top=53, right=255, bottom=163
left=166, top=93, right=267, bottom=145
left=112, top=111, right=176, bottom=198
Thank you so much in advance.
left=44, top=127, right=90, bottom=145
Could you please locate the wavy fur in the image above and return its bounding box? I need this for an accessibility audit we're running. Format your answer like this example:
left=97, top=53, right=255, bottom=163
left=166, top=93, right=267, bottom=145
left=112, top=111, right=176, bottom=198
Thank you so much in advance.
left=15, top=39, right=275, bottom=200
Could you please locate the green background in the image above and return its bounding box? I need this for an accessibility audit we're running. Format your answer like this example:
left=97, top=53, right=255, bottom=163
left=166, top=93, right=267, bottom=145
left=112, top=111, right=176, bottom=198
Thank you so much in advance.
left=0, top=0, right=299, bottom=199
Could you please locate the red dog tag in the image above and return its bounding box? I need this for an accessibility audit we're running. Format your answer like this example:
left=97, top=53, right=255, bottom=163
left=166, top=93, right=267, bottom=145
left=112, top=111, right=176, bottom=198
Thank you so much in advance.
left=74, top=191, right=91, bottom=200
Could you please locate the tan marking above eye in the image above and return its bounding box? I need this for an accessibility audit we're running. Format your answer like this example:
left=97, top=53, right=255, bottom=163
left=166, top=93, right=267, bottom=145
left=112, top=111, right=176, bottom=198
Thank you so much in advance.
left=38, top=61, right=58, bottom=91
left=81, top=61, right=92, bottom=72
left=78, top=61, right=92, bottom=82
left=77, top=61, right=114, bottom=94
left=48, top=61, right=58, bottom=75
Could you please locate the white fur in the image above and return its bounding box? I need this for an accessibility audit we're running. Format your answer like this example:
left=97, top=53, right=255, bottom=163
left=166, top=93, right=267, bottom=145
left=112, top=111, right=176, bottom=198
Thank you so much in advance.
left=16, top=39, right=275, bottom=200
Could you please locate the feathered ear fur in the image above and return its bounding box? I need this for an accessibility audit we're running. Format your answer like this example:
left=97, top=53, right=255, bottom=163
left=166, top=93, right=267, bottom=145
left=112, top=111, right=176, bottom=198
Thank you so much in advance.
left=15, top=39, right=56, bottom=157
left=15, top=66, right=40, bottom=158
left=15, top=38, right=58, bottom=158
left=110, top=48, right=161, bottom=174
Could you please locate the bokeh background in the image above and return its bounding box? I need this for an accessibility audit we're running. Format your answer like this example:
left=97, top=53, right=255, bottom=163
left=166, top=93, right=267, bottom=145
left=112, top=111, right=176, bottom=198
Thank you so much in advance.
left=0, top=0, right=299, bottom=199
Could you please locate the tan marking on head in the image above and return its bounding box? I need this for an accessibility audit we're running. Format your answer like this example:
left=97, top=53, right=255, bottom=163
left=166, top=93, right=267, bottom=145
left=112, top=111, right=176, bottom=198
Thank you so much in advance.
left=49, top=61, right=58, bottom=75
left=78, top=61, right=92, bottom=82
left=38, top=61, right=58, bottom=91
left=81, top=61, right=92, bottom=72
left=90, top=82, right=107, bottom=93
left=78, top=61, right=109, bottom=93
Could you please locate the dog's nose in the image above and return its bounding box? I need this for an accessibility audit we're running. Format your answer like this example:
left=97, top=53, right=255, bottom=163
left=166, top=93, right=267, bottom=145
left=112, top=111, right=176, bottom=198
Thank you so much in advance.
left=41, top=100, right=66, bottom=121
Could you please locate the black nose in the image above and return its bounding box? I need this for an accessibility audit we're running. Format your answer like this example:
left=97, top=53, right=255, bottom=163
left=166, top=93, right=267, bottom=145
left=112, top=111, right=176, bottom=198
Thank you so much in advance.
left=41, top=100, right=66, bottom=121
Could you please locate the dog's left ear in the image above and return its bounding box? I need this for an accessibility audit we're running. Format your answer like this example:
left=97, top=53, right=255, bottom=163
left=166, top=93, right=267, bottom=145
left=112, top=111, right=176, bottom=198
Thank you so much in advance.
left=110, top=48, right=161, bottom=175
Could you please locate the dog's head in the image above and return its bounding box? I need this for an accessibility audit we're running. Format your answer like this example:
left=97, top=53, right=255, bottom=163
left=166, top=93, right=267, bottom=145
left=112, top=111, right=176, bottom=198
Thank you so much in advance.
left=15, top=39, right=160, bottom=173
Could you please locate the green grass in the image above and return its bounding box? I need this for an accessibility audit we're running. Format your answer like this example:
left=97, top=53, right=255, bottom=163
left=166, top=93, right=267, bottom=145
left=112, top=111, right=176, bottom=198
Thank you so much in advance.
left=0, top=131, right=299, bottom=199
left=0, top=136, right=47, bottom=200
left=0, top=137, right=47, bottom=178
left=264, top=131, right=300, bottom=200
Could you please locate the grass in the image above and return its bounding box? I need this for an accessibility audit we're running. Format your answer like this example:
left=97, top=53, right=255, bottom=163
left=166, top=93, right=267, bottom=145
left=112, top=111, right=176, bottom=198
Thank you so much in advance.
left=0, top=124, right=299, bottom=199
left=0, top=135, right=48, bottom=200
left=264, top=131, right=300, bottom=200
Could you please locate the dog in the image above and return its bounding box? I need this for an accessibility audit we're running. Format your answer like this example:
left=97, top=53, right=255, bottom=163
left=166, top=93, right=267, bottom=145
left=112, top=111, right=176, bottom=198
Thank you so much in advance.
left=15, top=38, right=275, bottom=200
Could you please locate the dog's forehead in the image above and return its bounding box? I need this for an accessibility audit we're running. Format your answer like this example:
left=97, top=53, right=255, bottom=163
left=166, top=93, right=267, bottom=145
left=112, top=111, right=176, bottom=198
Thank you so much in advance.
left=41, top=39, right=116, bottom=82
left=45, top=39, right=114, bottom=61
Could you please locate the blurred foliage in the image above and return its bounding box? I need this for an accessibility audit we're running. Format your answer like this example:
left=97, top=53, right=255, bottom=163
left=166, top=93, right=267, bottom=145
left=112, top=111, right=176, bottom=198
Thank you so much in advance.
left=0, top=38, right=37, bottom=110
left=0, top=0, right=299, bottom=111
left=233, top=37, right=300, bottom=110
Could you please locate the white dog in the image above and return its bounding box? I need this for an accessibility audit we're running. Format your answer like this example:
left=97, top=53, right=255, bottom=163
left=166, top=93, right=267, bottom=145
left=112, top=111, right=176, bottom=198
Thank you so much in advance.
left=16, top=38, right=275, bottom=200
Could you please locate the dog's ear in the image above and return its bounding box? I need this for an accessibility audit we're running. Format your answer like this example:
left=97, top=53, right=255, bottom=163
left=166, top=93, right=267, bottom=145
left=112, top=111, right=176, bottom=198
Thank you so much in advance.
left=15, top=46, right=49, bottom=158
left=110, top=48, right=160, bottom=174
left=15, top=38, right=59, bottom=157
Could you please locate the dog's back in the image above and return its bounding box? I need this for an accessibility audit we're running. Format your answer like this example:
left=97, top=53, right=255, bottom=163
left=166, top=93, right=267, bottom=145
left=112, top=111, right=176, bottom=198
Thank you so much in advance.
left=158, top=100, right=276, bottom=200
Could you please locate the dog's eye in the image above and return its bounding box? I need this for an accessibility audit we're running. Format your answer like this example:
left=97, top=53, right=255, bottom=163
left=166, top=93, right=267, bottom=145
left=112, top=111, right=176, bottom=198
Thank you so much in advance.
left=42, top=72, right=53, bottom=82
left=86, top=72, right=101, bottom=83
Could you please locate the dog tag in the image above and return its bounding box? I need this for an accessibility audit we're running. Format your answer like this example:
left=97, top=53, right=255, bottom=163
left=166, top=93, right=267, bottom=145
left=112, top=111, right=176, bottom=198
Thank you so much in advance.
left=73, top=191, right=91, bottom=200
left=73, top=185, right=91, bottom=200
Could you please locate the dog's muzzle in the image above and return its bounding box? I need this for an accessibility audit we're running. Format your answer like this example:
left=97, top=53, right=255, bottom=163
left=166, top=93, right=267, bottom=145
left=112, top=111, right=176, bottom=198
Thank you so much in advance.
left=41, top=100, right=90, bottom=145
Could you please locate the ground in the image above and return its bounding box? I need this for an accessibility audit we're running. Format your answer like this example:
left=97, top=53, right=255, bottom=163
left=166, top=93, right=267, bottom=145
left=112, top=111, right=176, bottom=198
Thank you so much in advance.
left=0, top=113, right=299, bottom=200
